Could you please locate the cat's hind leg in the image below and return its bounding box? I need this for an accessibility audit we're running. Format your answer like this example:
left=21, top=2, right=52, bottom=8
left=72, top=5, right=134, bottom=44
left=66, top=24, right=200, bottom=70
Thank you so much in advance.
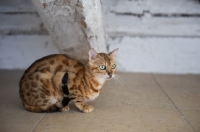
left=47, top=101, right=68, bottom=112
left=59, top=97, right=71, bottom=112
left=60, top=105, right=70, bottom=112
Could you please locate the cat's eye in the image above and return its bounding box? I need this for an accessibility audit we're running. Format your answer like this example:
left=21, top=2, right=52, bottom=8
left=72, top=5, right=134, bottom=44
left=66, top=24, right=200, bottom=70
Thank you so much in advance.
left=112, top=64, right=116, bottom=69
left=99, top=65, right=106, bottom=70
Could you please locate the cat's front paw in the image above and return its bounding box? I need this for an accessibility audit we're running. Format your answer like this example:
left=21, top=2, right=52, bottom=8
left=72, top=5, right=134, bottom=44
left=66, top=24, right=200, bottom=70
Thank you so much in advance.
left=82, top=105, right=94, bottom=113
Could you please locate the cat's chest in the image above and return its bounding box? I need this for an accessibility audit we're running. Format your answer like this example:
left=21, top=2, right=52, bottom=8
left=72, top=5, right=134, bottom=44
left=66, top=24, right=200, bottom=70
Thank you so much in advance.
left=85, top=91, right=100, bottom=102
left=94, top=77, right=106, bottom=89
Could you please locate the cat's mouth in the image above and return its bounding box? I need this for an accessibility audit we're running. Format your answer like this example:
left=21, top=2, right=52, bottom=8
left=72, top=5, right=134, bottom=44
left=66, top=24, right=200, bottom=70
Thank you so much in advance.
left=106, top=74, right=114, bottom=80
left=106, top=77, right=113, bottom=80
left=97, top=75, right=113, bottom=80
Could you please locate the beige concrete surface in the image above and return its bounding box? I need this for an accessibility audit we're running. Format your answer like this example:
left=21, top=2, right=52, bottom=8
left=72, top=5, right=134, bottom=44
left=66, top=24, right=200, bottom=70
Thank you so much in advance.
left=0, top=70, right=199, bottom=132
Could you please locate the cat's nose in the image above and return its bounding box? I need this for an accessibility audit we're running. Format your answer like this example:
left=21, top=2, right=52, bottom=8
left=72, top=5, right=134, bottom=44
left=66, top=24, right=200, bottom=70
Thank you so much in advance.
left=108, top=72, right=112, bottom=78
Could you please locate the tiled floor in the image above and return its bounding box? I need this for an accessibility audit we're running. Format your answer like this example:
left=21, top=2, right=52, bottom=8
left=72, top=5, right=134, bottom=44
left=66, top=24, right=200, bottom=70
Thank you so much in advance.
left=0, top=70, right=199, bottom=132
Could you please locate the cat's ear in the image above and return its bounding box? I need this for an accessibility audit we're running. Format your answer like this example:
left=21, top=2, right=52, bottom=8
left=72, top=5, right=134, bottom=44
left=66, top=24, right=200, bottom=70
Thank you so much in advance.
left=109, top=48, right=119, bottom=58
left=88, top=48, right=99, bottom=61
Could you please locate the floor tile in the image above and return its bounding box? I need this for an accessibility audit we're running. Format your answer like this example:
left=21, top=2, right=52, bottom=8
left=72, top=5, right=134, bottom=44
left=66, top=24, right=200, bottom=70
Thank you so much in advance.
left=154, top=74, right=200, bottom=88
left=0, top=103, right=46, bottom=132
left=100, top=73, right=174, bottom=107
left=154, top=74, right=200, bottom=109
left=0, top=70, right=45, bottom=132
left=181, top=109, right=200, bottom=132
left=0, top=70, right=25, bottom=105
left=0, top=70, right=24, bottom=82
left=0, top=70, right=197, bottom=132
left=33, top=73, right=192, bottom=132
left=33, top=105, right=193, bottom=132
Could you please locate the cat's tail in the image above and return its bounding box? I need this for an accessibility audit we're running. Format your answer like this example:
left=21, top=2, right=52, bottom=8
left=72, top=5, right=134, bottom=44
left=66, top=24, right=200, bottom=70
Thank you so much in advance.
left=22, top=102, right=59, bottom=113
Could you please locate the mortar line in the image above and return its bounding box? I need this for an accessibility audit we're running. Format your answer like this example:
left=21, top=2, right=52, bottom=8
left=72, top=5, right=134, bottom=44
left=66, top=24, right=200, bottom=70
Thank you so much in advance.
left=151, top=74, right=196, bottom=132
left=112, top=11, right=200, bottom=18
left=30, top=113, right=47, bottom=132
left=0, top=12, right=38, bottom=15
left=108, top=33, right=200, bottom=38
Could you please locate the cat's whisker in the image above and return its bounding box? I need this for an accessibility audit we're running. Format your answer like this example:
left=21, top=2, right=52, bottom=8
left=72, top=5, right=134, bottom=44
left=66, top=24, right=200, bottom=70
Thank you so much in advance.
left=113, top=77, right=121, bottom=90
left=114, top=74, right=126, bottom=89
left=115, top=74, right=125, bottom=85
left=114, top=76, right=123, bottom=85
left=114, top=77, right=122, bottom=87
left=116, top=77, right=124, bottom=90
left=113, top=77, right=120, bottom=90
left=115, top=74, right=124, bottom=81
left=114, top=75, right=122, bottom=84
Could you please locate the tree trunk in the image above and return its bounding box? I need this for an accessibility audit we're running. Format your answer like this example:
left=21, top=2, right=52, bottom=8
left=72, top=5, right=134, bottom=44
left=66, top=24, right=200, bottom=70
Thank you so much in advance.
left=31, top=0, right=107, bottom=63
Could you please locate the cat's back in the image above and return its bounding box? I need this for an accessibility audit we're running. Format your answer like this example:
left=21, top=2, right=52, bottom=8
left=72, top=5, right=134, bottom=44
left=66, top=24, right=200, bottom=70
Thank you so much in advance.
left=25, top=54, right=82, bottom=74
left=20, top=54, right=84, bottom=85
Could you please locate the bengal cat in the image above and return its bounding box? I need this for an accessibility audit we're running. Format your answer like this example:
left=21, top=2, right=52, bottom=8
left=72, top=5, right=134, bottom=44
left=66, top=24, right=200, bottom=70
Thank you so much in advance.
left=19, top=48, right=118, bottom=113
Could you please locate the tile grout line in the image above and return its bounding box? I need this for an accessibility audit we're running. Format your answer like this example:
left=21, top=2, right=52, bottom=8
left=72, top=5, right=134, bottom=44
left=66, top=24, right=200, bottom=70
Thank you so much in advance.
left=151, top=74, right=196, bottom=132
left=30, top=113, right=47, bottom=132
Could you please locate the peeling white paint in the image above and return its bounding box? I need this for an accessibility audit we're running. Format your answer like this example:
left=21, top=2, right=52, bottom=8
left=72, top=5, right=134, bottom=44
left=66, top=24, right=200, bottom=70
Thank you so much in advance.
left=32, top=0, right=106, bottom=63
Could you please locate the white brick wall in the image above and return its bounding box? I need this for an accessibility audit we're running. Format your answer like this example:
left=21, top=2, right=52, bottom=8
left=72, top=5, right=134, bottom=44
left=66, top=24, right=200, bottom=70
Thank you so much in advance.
left=108, top=37, right=200, bottom=74
left=0, top=0, right=200, bottom=74
left=0, top=35, right=59, bottom=69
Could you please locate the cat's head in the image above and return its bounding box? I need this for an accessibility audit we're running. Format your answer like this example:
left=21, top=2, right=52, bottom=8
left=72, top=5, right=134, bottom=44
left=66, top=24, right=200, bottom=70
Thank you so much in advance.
left=87, top=48, right=119, bottom=79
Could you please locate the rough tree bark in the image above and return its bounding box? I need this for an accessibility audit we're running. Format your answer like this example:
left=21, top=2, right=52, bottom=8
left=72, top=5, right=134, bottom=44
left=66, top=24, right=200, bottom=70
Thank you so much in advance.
left=31, top=0, right=107, bottom=63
